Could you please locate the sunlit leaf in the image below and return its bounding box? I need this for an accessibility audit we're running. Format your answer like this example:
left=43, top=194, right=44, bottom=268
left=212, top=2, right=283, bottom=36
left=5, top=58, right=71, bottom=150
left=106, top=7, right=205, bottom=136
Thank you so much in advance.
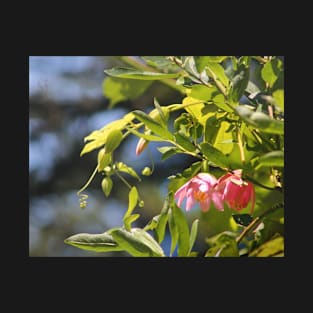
left=249, top=235, right=284, bottom=257
left=261, top=58, right=282, bottom=88
left=110, top=228, right=165, bottom=257
left=104, top=67, right=180, bottom=80
left=132, top=110, right=173, bottom=140
left=103, top=77, right=152, bottom=107
left=126, top=127, right=166, bottom=142
left=273, top=89, right=284, bottom=111
left=105, top=129, right=123, bottom=153
left=194, top=56, right=210, bottom=73
left=124, top=214, right=140, bottom=231
left=124, top=186, right=138, bottom=222
left=97, top=149, right=112, bottom=172
left=213, top=121, right=234, bottom=154
left=116, top=162, right=141, bottom=181
left=64, top=232, right=123, bottom=252
left=207, top=62, right=229, bottom=87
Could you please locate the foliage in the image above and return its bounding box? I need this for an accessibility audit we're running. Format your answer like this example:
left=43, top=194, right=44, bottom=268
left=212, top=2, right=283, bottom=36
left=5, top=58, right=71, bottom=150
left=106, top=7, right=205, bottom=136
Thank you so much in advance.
left=65, top=56, right=284, bottom=257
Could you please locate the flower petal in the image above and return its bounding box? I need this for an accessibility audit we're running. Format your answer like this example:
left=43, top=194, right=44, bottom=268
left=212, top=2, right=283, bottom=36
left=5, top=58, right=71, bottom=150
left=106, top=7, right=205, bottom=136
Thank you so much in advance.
left=199, top=197, right=211, bottom=212
left=186, top=192, right=195, bottom=211
left=212, top=192, right=224, bottom=211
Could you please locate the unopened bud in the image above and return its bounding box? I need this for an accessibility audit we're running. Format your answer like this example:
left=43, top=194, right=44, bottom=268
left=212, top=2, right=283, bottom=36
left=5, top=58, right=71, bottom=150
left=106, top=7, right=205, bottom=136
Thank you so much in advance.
left=135, top=137, right=149, bottom=155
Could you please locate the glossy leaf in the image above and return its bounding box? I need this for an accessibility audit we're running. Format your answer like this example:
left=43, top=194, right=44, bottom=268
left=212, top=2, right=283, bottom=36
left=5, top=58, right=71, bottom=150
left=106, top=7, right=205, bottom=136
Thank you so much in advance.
left=104, top=67, right=180, bottom=80
left=110, top=228, right=165, bottom=257
left=64, top=232, right=123, bottom=252
left=188, top=219, right=199, bottom=255
left=132, top=110, right=173, bottom=140
left=259, top=151, right=284, bottom=167
left=213, top=121, right=234, bottom=154
left=206, top=56, right=228, bottom=63
left=141, top=56, right=180, bottom=71
left=200, top=142, right=229, bottom=167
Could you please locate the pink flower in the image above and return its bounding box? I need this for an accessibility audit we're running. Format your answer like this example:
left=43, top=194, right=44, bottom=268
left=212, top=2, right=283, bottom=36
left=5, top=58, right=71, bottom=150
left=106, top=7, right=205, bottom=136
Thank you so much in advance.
left=174, top=173, right=224, bottom=212
left=216, top=169, right=255, bottom=213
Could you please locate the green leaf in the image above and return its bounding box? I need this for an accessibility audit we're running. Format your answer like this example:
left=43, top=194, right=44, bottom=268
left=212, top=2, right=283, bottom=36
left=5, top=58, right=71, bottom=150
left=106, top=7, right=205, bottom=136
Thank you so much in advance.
left=153, top=97, right=168, bottom=125
left=205, top=232, right=239, bottom=257
left=64, top=232, right=123, bottom=252
left=258, top=151, right=284, bottom=167
left=188, top=219, right=199, bottom=255
left=206, top=56, right=228, bottom=63
left=261, top=58, right=282, bottom=88
left=168, top=209, right=178, bottom=256
left=126, top=127, right=166, bottom=142
left=155, top=196, right=170, bottom=243
left=101, top=177, right=113, bottom=197
left=110, top=228, right=165, bottom=257
left=124, top=186, right=138, bottom=222
left=104, top=67, right=180, bottom=80
left=132, top=110, right=173, bottom=140
left=207, top=62, right=229, bottom=87
left=105, top=129, right=123, bottom=153
left=236, top=106, right=284, bottom=135
left=232, top=214, right=253, bottom=227
left=229, top=64, right=250, bottom=104
left=213, top=121, right=234, bottom=154
left=273, top=89, right=284, bottom=111
left=194, top=56, right=210, bottom=73
left=97, top=149, right=112, bottom=172
left=200, top=142, right=229, bottom=167
left=141, top=56, right=180, bottom=71
left=124, top=214, right=140, bottom=231
left=116, top=162, right=141, bottom=181
left=249, top=235, right=284, bottom=257
left=103, top=77, right=152, bottom=107
left=175, top=132, right=196, bottom=152
left=157, top=146, right=180, bottom=160
left=173, top=204, right=190, bottom=257
left=81, top=113, right=134, bottom=156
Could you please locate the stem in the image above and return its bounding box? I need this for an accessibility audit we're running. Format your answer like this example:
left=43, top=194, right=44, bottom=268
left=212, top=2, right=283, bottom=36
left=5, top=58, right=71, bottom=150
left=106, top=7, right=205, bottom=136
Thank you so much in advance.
left=236, top=202, right=284, bottom=244
left=206, top=66, right=227, bottom=97
left=77, top=165, right=99, bottom=197
left=119, top=56, right=184, bottom=93
left=237, top=127, right=245, bottom=164
left=114, top=170, right=133, bottom=190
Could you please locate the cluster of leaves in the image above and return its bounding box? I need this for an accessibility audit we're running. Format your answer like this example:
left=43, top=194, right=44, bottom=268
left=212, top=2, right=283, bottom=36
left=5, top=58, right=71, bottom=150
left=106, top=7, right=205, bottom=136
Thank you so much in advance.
left=65, top=56, right=284, bottom=257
